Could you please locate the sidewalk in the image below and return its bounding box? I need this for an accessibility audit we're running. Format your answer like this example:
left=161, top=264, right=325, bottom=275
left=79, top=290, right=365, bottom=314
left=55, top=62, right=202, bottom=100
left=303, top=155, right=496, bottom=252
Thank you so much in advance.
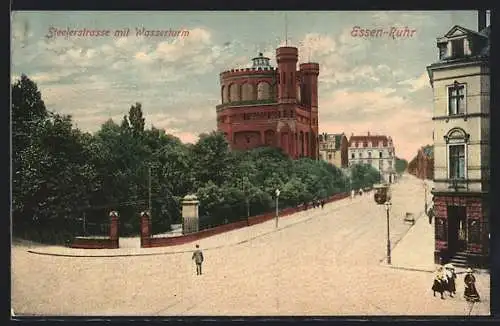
left=388, top=211, right=437, bottom=272
left=20, top=196, right=353, bottom=258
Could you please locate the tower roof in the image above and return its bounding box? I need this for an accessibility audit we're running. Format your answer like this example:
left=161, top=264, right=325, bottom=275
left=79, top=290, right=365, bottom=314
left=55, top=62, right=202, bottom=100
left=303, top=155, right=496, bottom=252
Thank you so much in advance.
left=252, top=52, right=272, bottom=68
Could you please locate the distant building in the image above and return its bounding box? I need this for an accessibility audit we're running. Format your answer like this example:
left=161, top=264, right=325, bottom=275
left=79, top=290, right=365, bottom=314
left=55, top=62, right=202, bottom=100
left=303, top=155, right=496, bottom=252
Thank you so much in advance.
left=426, top=11, right=490, bottom=267
left=216, top=48, right=320, bottom=159
left=407, top=145, right=434, bottom=180
left=319, top=133, right=348, bottom=168
left=348, top=132, right=396, bottom=183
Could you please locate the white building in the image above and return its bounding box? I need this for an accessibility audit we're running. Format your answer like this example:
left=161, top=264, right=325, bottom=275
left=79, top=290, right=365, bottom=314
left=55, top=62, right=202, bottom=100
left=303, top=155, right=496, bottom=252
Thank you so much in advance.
left=426, top=11, right=490, bottom=267
left=347, top=132, right=396, bottom=183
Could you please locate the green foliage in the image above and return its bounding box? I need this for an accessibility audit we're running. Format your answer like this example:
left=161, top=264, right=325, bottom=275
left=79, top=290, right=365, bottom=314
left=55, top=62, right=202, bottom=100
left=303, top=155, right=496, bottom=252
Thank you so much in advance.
left=395, top=157, right=408, bottom=174
left=349, top=164, right=382, bottom=190
left=12, top=74, right=384, bottom=244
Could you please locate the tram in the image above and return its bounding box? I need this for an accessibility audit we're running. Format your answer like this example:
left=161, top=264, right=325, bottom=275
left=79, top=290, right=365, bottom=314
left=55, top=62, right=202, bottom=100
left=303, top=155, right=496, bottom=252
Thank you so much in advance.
left=373, top=183, right=391, bottom=205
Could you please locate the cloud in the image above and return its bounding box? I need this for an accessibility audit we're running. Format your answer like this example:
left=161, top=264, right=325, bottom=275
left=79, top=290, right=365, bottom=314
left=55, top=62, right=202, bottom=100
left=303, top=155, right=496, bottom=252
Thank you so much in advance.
left=398, top=72, right=431, bottom=92
left=318, top=89, right=432, bottom=160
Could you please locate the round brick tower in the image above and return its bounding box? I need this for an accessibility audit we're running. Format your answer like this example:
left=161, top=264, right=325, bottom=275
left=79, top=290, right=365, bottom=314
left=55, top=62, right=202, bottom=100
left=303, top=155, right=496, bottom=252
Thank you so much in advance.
left=216, top=48, right=319, bottom=159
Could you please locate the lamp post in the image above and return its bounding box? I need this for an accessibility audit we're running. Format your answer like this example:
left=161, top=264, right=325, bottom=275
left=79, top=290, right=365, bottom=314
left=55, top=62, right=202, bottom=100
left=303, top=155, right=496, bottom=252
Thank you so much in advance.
left=384, top=201, right=392, bottom=264
left=275, top=189, right=281, bottom=228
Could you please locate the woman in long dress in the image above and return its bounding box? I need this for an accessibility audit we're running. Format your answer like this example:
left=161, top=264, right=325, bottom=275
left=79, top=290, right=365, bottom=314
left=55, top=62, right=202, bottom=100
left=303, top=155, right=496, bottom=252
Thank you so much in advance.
left=464, top=268, right=481, bottom=302
left=444, top=263, right=457, bottom=297
left=432, top=266, right=446, bottom=299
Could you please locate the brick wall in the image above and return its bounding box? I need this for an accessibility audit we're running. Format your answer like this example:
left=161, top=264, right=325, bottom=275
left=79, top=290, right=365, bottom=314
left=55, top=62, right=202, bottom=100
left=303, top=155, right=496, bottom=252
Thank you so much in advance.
left=143, top=192, right=350, bottom=248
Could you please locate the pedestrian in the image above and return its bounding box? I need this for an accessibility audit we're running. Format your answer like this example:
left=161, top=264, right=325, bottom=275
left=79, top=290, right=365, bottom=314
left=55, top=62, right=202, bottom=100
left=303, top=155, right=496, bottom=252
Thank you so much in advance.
left=351, top=189, right=355, bottom=199
left=464, top=268, right=480, bottom=302
left=444, top=263, right=457, bottom=297
left=321, top=200, right=325, bottom=209
left=428, top=206, right=434, bottom=225
left=358, top=188, right=363, bottom=196
left=192, top=244, right=204, bottom=275
left=432, top=266, right=446, bottom=299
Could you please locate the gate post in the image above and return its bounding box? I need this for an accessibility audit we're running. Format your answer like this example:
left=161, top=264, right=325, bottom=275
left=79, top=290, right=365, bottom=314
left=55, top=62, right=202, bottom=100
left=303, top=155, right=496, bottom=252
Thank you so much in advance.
left=109, top=211, right=119, bottom=248
left=182, top=194, right=200, bottom=235
left=140, top=211, right=151, bottom=248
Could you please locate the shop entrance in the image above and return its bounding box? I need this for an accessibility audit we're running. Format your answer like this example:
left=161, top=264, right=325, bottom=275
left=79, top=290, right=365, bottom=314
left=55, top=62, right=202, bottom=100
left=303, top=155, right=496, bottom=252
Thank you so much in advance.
left=447, top=205, right=467, bottom=254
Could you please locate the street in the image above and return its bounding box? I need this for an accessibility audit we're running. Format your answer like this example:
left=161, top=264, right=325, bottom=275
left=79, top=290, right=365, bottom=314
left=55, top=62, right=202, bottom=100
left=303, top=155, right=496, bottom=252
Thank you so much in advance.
left=11, top=174, right=490, bottom=316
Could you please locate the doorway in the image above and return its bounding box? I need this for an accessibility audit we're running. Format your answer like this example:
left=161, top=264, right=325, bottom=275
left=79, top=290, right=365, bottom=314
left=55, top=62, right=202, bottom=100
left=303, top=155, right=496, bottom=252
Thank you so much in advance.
left=447, top=205, right=467, bottom=254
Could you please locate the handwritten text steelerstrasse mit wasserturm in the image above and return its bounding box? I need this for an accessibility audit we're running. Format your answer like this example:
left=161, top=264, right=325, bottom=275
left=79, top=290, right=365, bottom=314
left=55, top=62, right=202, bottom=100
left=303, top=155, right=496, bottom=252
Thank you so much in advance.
left=45, top=27, right=190, bottom=39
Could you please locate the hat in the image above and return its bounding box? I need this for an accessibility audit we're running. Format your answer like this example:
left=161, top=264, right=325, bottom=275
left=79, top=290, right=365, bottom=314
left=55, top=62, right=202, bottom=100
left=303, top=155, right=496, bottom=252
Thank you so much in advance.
left=467, top=268, right=473, bottom=273
left=444, top=263, right=455, bottom=269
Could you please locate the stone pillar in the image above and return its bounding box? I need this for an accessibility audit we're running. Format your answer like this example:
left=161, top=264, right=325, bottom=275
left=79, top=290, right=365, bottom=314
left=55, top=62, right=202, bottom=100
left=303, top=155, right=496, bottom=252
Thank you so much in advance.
left=140, top=211, right=151, bottom=247
left=182, top=194, right=200, bottom=235
left=109, top=211, right=119, bottom=248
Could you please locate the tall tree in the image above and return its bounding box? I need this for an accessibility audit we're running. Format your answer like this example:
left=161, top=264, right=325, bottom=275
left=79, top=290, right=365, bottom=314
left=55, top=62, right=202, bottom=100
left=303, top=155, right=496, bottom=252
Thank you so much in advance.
left=128, top=102, right=145, bottom=135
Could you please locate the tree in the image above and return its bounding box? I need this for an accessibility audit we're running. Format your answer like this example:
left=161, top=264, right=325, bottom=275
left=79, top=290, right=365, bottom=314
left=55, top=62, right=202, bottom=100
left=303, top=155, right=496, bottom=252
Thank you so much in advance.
left=128, top=102, right=145, bottom=135
left=395, top=157, right=408, bottom=174
left=350, top=164, right=381, bottom=190
left=190, top=131, right=231, bottom=188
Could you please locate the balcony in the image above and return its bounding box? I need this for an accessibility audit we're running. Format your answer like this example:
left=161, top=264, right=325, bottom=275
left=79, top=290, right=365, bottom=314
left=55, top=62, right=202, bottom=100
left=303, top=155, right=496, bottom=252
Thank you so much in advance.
left=216, top=99, right=277, bottom=111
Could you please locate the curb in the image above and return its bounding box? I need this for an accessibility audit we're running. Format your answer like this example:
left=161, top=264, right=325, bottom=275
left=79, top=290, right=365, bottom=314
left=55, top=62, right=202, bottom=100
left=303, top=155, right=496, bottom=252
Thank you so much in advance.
left=24, top=199, right=352, bottom=258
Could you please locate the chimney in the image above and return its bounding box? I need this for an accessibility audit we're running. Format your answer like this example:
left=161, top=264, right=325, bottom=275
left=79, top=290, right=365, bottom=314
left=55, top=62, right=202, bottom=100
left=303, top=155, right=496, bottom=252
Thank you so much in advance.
left=367, top=131, right=370, bottom=136
left=478, top=10, right=487, bottom=32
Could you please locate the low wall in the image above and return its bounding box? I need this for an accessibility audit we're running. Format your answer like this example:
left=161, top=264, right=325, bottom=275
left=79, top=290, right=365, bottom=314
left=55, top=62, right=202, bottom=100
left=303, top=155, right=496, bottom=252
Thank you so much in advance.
left=70, top=237, right=119, bottom=249
left=142, top=192, right=350, bottom=248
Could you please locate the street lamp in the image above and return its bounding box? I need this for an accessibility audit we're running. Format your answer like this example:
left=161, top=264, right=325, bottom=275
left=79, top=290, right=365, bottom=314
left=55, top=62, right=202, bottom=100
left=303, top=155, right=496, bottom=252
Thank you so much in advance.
left=275, top=189, right=281, bottom=228
left=384, top=201, right=392, bottom=265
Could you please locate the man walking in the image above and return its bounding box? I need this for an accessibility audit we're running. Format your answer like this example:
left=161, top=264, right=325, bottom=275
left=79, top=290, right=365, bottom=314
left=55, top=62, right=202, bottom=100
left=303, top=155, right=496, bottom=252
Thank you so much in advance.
left=192, top=244, right=204, bottom=275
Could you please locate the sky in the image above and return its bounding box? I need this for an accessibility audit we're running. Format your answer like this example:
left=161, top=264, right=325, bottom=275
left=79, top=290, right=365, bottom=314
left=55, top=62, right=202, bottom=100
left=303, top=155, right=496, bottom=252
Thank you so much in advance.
left=11, top=11, right=483, bottom=161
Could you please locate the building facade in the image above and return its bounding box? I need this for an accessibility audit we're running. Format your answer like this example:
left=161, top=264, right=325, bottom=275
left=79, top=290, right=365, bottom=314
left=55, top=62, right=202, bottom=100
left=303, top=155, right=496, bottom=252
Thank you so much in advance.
left=347, top=132, right=396, bottom=183
left=407, top=145, right=434, bottom=180
left=426, top=13, right=490, bottom=266
left=319, top=133, right=348, bottom=168
left=216, top=48, right=320, bottom=159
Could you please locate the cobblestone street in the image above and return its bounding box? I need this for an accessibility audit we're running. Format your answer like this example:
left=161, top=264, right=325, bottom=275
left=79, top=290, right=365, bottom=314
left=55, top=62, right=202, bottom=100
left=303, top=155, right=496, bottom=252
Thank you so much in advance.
left=11, top=174, right=490, bottom=316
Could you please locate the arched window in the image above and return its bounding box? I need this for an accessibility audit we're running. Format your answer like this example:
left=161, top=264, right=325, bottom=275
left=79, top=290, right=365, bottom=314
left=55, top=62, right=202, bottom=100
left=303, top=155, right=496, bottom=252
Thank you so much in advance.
left=229, top=83, right=240, bottom=102
left=257, top=82, right=271, bottom=100
left=444, top=127, right=469, bottom=180
left=221, top=85, right=228, bottom=103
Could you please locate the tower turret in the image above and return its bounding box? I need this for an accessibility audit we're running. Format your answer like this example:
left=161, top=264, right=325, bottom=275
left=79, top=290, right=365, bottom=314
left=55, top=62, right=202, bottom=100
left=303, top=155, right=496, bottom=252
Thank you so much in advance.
left=276, top=47, right=298, bottom=103
left=299, top=63, right=320, bottom=109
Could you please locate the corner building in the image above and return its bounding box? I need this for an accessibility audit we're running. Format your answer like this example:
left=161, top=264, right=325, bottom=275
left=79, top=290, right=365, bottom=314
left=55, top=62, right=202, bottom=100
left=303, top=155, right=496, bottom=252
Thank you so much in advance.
left=216, top=47, right=320, bottom=159
left=426, top=13, right=490, bottom=267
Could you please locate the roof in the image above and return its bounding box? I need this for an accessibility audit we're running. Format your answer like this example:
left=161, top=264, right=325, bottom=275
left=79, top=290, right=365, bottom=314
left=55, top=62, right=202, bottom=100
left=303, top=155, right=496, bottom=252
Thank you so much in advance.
left=348, top=135, right=390, bottom=147
left=319, top=133, right=346, bottom=149
left=436, top=24, right=490, bottom=64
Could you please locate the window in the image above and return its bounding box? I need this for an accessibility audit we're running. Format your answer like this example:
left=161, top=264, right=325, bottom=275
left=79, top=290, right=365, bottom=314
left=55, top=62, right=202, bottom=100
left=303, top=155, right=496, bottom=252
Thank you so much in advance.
left=355, top=142, right=359, bottom=148
left=451, top=39, right=464, bottom=58
left=379, top=151, right=383, bottom=158
left=351, top=153, right=355, bottom=159
left=368, top=151, right=372, bottom=158
left=448, top=83, right=466, bottom=115
left=449, top=144, right=465, bottom=179
left=358, top=152, right=362, bottom=158
left=328, top=154, right=332, bottom=160
left=439, top=45, right=447, bottom=59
